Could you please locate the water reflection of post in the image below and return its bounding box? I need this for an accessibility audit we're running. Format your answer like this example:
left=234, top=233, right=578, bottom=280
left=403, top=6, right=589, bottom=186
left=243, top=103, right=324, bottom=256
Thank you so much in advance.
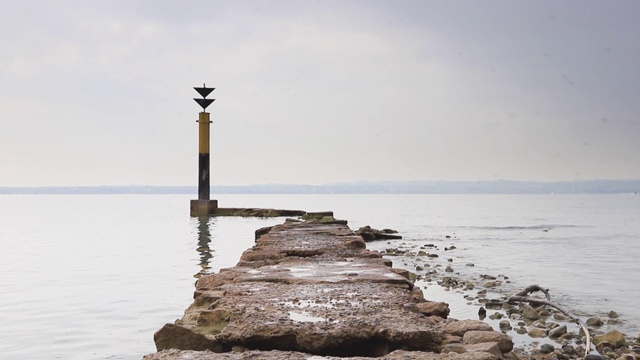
left=195, top=216, right=214, bottom=278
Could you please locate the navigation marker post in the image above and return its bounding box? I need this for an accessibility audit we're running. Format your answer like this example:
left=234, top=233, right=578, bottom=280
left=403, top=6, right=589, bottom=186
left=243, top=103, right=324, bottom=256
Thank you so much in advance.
left=190, top=84, right=219, bottom=216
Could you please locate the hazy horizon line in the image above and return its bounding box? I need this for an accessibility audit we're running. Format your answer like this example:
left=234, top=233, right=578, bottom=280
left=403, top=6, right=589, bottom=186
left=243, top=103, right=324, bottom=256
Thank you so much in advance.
left=2, top=179, right=639, bottom=195
left=3, top=178, right=640, bottom=188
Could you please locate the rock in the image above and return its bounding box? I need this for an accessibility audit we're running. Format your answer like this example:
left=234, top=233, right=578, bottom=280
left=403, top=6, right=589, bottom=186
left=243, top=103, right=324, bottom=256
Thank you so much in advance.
left=559, top=332, right=580, bottom=342
left=357, top=228, right=377, bottom=241
left=549, top=325, right=568, bottom=339
left=255, top=226, right=274, bottom=240
left=554, top=313, right=569, bottom=321
left=445, top=266, right=454, bottom=273
left=416, top=301, right=451, bottom=319
left=528, top=328, right=547, bottom=338
left=587, top=317, right=604, bottom=327
left=441, top=342, right=504, bottom=358
left=595, top=330, right=628, bottom=348
left=444, top=319, right=493, bottom=336
left=301, top=211, right=334, bottom=220
left=532, top=320, right=547, bottom=329
left=442, top=334, right=463, bottom=345
left=561, top=344, right=579, bottom=355
left=485, top=299, right=502, bottom=310
left=390, top=350, right=499, bottom=360
left=540, top=344, right=555, bottom=354
left=466, top=263, right=475, bottom=267
left=538, top=308, right=550, bottom=317
left=522, top=305, right=541, bottom=321
left=585, top=353, right=606, bottom=360
left=483, top=281, right=501, bottom=288
left=499, top=320, right=512, bottom=331
left=609, top=311, right=620, bottom=319
left=355, top=226, right=402, bottom=241
left=154, top=323, right=223, bottom=352
left=463, top=330, right=514, bottom=353
left=231, top=345, right=248, bottom=352
left=478, top=307, right=487, bottom=318
left=615, top=355, right=636, bottom=360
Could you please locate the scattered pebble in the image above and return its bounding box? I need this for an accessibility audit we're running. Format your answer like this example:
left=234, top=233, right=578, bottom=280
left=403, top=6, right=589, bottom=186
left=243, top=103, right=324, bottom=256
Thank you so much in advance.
left=373, top=235, right=636, bottom=357
left=540, top=343, right=555, bottom=354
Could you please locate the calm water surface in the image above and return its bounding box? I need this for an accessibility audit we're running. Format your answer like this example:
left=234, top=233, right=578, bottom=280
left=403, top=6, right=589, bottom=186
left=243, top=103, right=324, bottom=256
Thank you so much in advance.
left=0, top=194, right=638, bottom=359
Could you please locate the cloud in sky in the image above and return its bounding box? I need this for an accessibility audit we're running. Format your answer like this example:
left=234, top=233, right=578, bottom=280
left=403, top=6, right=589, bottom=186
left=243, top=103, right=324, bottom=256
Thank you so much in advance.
left=1, top=0, right=639, bottom=186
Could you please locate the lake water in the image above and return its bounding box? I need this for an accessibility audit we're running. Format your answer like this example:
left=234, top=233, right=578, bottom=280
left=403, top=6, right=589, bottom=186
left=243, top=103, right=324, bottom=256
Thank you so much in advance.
left=1, top=194, right=638, bottom=359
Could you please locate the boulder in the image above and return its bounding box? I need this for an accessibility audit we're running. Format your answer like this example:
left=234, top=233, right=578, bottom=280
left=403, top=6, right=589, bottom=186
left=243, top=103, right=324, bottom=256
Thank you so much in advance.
left=255, top=226, right=273, bottom=240
left=587, top=317, right=604, bottom=327
left=463, top=330, right=514, bottom=353
left=522, top=305, right=541, bottom=321
left=441, top=342, right=503, bottom=358
left=442, top=334, right=463, bottom=345
left=498, top=320, right=511, bottom=331
left=355, top=226, right=402, bottom=241
left=154, top=323, right=222, bottom=352
left=540, top=344, right=555, bottom=354
left=527, top=328, right=547, bottom=338
left=416, top=301, right=451, bottom=319
left=595, top=330, right=628, bottom=348
left=549, top=325, right=568, bottom=339
left=483, top=281, right=501, bottom=288
left=444, top=320, right=493, bottom=336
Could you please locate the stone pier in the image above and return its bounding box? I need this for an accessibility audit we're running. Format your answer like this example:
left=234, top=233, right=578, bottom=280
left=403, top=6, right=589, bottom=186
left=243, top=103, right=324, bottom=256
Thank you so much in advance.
left=145, top=217, right=513, bottom=360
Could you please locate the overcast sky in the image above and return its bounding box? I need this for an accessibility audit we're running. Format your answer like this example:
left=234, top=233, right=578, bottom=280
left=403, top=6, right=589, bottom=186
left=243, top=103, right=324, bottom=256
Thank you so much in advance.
left=1, top=0, right=639, bottom=186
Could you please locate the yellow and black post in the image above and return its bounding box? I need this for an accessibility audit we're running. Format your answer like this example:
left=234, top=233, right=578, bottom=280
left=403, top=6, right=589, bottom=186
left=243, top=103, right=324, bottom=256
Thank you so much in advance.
left=197, top=110, right=211, bottom=200
left=190, top=84, right=219, bottom=216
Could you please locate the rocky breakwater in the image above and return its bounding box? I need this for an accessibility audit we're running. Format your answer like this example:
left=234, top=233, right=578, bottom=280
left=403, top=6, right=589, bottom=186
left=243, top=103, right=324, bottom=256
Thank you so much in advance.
left=147, top=218, right=514, bottom=360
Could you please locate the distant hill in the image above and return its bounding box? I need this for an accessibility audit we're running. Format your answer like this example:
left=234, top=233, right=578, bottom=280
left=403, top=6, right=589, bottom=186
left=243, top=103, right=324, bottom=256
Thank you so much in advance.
left=1, top=180, right=639, bottom=194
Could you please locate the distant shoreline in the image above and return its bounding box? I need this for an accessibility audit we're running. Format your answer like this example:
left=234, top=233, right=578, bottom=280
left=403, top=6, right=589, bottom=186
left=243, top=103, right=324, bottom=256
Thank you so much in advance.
left=1, top=179, right=639, bottom=194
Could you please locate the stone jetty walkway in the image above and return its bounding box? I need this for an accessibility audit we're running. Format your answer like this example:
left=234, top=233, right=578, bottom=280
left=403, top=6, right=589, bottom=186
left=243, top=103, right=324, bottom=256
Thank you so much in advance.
left=145, top=215, right=514, bottom=360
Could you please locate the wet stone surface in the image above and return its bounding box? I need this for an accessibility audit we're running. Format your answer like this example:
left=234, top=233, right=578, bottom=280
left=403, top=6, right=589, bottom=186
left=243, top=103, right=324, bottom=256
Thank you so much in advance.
left=149, top=219, right=513, bottom=359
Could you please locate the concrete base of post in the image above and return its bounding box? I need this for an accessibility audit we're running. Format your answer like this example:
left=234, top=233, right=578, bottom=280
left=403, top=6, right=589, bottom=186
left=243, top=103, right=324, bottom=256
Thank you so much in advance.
left=190, top=199, right=219, bottom=216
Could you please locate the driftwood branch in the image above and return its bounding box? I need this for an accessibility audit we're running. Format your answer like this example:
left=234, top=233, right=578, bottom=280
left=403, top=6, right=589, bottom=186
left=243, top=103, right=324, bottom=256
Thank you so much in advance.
left=507, top=285, right=603, bottom=360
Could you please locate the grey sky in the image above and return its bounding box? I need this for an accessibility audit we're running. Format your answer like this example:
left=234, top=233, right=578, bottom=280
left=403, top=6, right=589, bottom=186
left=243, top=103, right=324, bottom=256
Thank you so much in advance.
left=1, top=0, right=639, bottom=186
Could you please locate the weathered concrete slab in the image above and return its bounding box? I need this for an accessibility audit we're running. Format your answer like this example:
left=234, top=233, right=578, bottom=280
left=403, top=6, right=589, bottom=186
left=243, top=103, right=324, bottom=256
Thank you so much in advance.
left=150, top=219, right=512, bottom=359
left=200, top=259, right=411, bottom=286
left=166, top=281, right=442, bottom=355
left=212, top=208, right=307, bottom=217
left=237, top=220, right=385, bottom=268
